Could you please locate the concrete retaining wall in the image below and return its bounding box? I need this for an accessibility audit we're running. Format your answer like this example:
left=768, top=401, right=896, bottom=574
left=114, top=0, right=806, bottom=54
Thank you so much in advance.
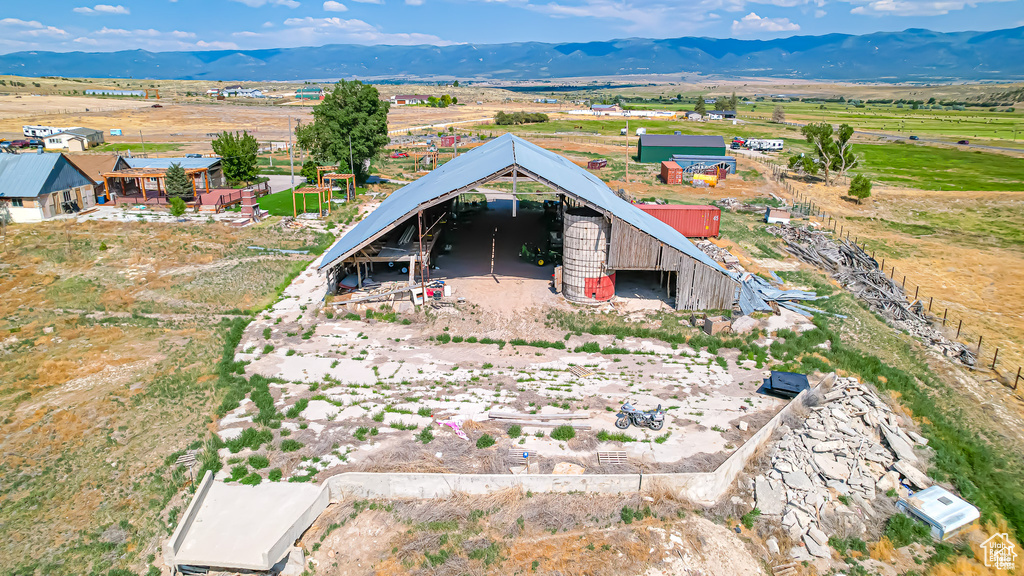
left=264, top=486, right=331, bottom=569
left=164, top=470, right=214, bottom=567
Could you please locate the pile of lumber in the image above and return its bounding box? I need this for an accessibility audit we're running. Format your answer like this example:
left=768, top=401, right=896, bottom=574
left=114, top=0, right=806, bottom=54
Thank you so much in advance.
left=487, top=411, right=592, bottom=430
left=767, top=225, right=976, bottom=367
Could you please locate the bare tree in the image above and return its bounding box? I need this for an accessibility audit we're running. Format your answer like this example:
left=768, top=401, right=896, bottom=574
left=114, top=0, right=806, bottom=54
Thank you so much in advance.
left=772, top=105, right=786, bottom=124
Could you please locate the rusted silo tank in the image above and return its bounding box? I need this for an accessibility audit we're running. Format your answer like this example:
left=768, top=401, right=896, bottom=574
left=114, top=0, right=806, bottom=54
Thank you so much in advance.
left=562, top=207, right=615, bottom=303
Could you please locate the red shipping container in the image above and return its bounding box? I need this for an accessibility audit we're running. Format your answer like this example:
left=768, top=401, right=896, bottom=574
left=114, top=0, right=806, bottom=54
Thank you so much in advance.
left=440, top=136, right=461, bottom=146
left=660, top=161, right=683, bottom=184
left=638, top=204, right=721, bottom=238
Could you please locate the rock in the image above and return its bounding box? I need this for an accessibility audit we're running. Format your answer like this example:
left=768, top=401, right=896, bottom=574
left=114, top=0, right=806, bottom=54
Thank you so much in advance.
left=731, top=315, right=759, bottom=334
left=876, top=471, right=900, bottom=493
left=826, top=480, right=851, bottom=495
left=43, top=326, right=54, bottom=334
left=813, top=453, right=850, bottom=481
left=907, top=430, right=929, bottom=446
left=789, top=546, right=812, bottom=561
left=808, top=526, right=829, bottom=547
left=803, top=533, right=831, bottom=558
left=881, top=426, right=918, bottom=463
left=552, top=462, right=584, bottom=475
left=783, top=470, right=814, bottom=491
left=766, top=537, right=780, bottom=555
left=893, top=460, right=931, bottom=489
left=279, top=547, right=305, bottom=576
left=812, top=440, right=845, bottom=453
left=738, top=421, right=749, bottom=432
left=755, top=477, right=786, bottom=516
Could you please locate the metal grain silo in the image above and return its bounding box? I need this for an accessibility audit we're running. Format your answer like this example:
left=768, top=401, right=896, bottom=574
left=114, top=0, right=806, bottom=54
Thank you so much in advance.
left=562, top=207, right=614, bottom=303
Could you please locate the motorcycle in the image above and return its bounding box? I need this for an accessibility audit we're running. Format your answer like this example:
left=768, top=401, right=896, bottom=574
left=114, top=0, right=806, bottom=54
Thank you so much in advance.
left=615, top=402, right=665, bottom=431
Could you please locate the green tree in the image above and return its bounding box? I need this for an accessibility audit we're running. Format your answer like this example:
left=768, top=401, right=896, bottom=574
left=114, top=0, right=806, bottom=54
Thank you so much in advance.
left=440, top=94, right=452, bottom=107
left=211, top=130, right=259, bottom=184
left=169, top=196, right=187, bottom=217
left=300, top=159, right=319, bottom=184
left=794, top=122, right=857, bottom=186
left=848, top=174, right=872, bottom=204
left=452, top=80, right=460, bottom=87
left=729, top=91, right=739, bottom=110
left=451, top=96, right=458, bottom=105
left=164, top=162, right=193, bottom=199
left=427, top=96, right=440, bottom=107
left=695, top=95, right=706, bottom=116
left=295, top=80, right=390, bottom=182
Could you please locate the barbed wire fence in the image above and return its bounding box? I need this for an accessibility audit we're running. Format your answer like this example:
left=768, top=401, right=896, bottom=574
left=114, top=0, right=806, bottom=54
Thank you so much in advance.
left=748, top=153, right=1023, bottom=396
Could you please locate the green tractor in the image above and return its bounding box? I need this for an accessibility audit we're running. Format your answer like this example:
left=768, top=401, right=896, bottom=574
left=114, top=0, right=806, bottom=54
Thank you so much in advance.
left=520, top=243, right=562, bottom=267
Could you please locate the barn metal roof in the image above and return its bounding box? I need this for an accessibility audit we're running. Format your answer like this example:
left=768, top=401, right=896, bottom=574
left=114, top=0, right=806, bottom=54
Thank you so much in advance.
left=640, top=134, right=725, bottom=148
left=319, top=133, right=727, bottom=274
left=125, top=157, right=221, bottom=170
left=0, top=152, right=94, bottom=198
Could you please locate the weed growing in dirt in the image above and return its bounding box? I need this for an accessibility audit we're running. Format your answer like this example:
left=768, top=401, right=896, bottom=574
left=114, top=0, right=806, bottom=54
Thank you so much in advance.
left=416, top=428, right=434, bottom=444
left=476, top=434, right=496, bottom=449
left=550, top=425, right=576, bottom=441
left=597, top=431, right=636, bottom=442
left=280, top=439, right=304, bottom=452
left=507, top=424, right=522, bottom=438
left=248, top=455, right=269, bottom=469
left=740, top=508, right=761, bottom=529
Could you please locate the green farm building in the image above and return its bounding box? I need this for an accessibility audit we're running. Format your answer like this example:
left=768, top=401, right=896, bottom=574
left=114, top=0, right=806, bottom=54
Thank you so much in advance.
left=637, top=134, right=726, bottom=163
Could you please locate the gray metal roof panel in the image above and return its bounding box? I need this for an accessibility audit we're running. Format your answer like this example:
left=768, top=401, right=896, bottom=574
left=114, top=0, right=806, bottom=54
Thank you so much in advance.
left=0, top=153, right=93, bottom=198
left=319, top=134, right=727, bottom=275
left=125, top=157, right=221, bottom=170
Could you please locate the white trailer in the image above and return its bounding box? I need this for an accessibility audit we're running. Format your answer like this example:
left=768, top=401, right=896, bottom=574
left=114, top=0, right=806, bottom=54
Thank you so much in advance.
left=746, top=138, right=784, bottom=152
left=23, top=125, right=81, bottom=138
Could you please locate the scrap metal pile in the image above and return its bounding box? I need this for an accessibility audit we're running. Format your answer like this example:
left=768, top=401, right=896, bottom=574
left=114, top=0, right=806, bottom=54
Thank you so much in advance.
left=767, top=224, right=976, bottom=366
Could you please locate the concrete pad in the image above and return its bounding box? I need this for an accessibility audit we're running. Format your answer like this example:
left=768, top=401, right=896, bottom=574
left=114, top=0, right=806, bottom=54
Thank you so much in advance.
left=172, top=480, right=328, bottom=571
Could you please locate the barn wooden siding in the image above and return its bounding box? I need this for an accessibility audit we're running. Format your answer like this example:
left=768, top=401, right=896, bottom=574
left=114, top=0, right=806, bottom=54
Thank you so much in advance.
left=607, top=217, right=737, bottom=310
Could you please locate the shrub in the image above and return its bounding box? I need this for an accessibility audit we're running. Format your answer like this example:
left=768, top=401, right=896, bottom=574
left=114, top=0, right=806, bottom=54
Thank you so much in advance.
left=248, top=455, right=269, bottom=469
left=285, top=398, right=309, bottom=419
left=268, top=468, right=283, bottom=482
left=417, top=407, right=432, bottom=417
left=550, top=425, right=575, bottom=441
left=741, top=508, right=761, bottom=529
left=229, top=464, right=248, bottom=482
left=240, top=472, right=262, bottom=486
left=476, top=434, right=496, bottom=449
left=507, top=424, right=522, bottom=438
left=262, top=327, right=271, bottom=339
left=280, top=439, right=303, bottom=452
left=416, top=428, right=434, bottom=444
left=884, top=513, right=931, bottom=547
left=597, top=430, right=636, bottom=442
left=225, top=428, right=274, bottom=453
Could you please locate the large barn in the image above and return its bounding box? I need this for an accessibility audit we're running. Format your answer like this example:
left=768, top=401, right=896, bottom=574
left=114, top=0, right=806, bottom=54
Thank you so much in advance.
left=637, top=134, right=726, bottom=163
left=319, top=134, right=737, bottom=311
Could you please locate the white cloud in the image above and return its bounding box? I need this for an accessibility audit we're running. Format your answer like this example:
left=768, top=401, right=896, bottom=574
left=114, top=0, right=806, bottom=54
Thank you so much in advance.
left=232, top=0, right=301, bottom=7
left=279, top=16, right=453, bottom=44
left=0, top=18, right=69, bottom=38
left=324, top=0, right=349, bottom=10
left=351, top=0, right=385, bottom=4
left=815, top=8, right=826, bottom=15
left=196, top=40, right=240, bottom=49
left=405, top=0, right=425, bottom=4
left=74, top=4, right=131, bottom=14
left=517, top=0, right=736, bottom=34
left=847, top=0, right=1009, bottom=16
left=731, top=11, right=800, bottom=34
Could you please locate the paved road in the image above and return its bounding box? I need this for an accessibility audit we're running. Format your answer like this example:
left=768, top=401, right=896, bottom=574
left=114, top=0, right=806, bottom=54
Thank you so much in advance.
left=264, top=174, right=306, bottom=193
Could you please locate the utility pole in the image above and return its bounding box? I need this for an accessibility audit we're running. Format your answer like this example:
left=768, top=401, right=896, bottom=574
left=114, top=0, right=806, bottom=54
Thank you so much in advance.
left=288, top=116, right=295, bottom=191
left=625, top=119, right=629, bottom=185
left=348, top=134, right=355, bottom=176
left=139, top=130, right=147, bottom=156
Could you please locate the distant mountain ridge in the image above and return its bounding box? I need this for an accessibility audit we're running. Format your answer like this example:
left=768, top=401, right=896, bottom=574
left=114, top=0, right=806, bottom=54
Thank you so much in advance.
left=2, top=27, right=1023, bottom=82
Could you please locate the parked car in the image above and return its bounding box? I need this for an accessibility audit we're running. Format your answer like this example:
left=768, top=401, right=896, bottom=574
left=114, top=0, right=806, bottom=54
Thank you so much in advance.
left=10, top=140, right=29, bottom=148
left=185, top=153, right=203, bottom=158
left=0, top=140, right=9, bottom=148
left=389, top=151, right=409, bottom=158
left=28, top=139, right=43, bottom=148
left=909, top=135, right=919, bottom=140
left=151, top=103, right=163, bottom=108
left=957, top=140, right=969, bottom=145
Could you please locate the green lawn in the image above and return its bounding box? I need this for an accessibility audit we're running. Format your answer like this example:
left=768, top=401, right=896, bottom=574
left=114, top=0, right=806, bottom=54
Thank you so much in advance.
left=855, top=143, right=1024, bottom=192
left=93, top=142, right=183, bottom=153
left=257, top=187, right=367, bottom=217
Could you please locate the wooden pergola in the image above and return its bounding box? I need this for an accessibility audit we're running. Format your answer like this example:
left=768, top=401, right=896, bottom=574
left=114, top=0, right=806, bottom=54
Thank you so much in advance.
left=102, top=166, right=211, bottom=202
left=321, top=173, right=356, bottom=201
left=292, top=186, right=331, bottom=218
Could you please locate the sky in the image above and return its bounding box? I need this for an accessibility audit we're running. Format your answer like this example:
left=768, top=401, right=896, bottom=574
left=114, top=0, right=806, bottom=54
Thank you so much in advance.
left=1, top=0, right=1021, bottom=54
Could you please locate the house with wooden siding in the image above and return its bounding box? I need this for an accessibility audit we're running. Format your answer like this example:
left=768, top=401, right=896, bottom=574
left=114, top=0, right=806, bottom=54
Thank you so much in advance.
left=0, top=152, right=97, bottom=223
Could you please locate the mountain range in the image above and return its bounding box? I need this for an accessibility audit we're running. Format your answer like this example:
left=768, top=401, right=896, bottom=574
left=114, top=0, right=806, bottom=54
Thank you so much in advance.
left=2, top=27, right=1023, bottom=82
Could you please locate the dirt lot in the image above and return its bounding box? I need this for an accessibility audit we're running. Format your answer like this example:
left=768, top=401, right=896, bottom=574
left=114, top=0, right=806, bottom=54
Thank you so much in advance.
left=0, top=215, right=335, bottom=576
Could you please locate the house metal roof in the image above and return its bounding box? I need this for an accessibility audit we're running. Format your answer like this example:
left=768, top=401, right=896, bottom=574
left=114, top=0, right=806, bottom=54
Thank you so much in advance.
left=319, top=133, right=728, bottom=275
left=640, top=135, right=725, bottom=148
left=66, top=154, right=129, bottom=184
left=125, top=157, right=221, bottom=170
left=0, top=152, right=94, bottom=198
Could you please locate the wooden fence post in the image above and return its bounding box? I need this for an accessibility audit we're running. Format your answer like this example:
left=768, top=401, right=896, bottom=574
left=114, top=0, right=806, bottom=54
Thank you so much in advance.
left=1015, top=367, right=1021, bottom=390
left=928, top=296, right=933, bottom=312
left=956, top=319, right=962, bottom=338
left=977, top=335, right=982, bottom=353
left=942, top=308, right=947, bottom=326
left=991, top=348, right=998, bottom=370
